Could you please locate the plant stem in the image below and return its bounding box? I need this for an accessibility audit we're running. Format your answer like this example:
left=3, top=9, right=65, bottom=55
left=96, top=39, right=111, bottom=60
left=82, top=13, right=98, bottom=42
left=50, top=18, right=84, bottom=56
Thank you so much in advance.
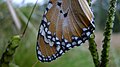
left=88, top=34, right=100, bottom=67
left=100, top=0, right=117, bottom=67
left=0, top=35, right=21, bottom=67
left=87, top=0, right=100, bottom=67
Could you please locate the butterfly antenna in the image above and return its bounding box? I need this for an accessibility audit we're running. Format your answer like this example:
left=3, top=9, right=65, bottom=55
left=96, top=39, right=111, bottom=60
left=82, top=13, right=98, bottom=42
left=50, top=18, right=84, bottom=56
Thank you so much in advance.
left=21, top=0, right=38, bottom=38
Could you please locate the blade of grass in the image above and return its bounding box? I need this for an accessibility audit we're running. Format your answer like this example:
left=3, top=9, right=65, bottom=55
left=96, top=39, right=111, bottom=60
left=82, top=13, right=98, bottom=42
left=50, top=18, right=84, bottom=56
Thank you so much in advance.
left=16, top=8, right=37, bottom=35
left=6, top=0, right=21, bottom=30
left=22, top=0, right=38, bottom=37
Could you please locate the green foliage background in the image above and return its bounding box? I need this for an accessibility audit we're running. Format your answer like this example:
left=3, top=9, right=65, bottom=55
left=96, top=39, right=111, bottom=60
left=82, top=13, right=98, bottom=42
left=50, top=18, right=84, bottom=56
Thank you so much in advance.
left=0, top=0, right=120, bottom=67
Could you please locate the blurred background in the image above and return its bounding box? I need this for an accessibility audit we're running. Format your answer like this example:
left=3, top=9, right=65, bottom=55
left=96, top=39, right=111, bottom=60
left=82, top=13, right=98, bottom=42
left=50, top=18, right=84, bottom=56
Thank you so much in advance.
left=0, top=0, right=120, bottom=67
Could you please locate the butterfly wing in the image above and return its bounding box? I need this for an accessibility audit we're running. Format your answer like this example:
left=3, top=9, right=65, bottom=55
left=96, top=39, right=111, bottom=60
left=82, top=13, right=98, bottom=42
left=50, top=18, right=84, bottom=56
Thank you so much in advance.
left=36, top=0, right=64, bottom=62
left=36, top=0, right=95, bottom=62
left=36, top=33, right=63, bottom=62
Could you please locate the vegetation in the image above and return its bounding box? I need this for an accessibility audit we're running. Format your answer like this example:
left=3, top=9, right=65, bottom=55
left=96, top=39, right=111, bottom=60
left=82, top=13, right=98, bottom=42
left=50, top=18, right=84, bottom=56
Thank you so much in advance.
left=0, top=0, right=120, bottom=67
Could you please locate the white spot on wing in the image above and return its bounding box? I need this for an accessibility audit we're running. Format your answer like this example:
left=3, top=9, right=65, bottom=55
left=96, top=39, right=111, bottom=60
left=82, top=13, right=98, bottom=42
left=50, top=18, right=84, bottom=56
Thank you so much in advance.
left=49, top=58, right=51, bottom=61
left=66, top=44, right=71, bottom=48
left=43, top=17, right=47, bottom=22
left=44, top=10, right=47, bottom=14
left=64, top=39, right=68, bottom=42
left=49, top=40, right=54, bottom=46
left=86, top=32, right=91, bottom=36
left=52, top=37, right=55, bottom=41
left=36, top=46, right=39, bottom=50
left=47, top=22, right=50, bottom=25
left=83, top=28, right=87, bottom=31
left=78, top=40, right=82, bottom=44
left=41, top=27, right=53, bottom=46
left=59, top=50, right=63, bottom=54
left=48, top=36, right=51, bottom=39
left=48, top=31, right=51, bottom=34
left=45, top=28, right=48, bottom=32
left=56, top=37, right=59, bottom=40
left=57, top=46, right=60, bottom=51
left=40, top=25, right=44, bottom=33
left=62, top=42, right=65, bottom=46
left=56, top=42, right=60, bottom=44
left=75, top=37, right=78, bottom=40
left=43, top=58, right=45, bottom=61
left=38, top=50, right=42, bottom=55
left=53, top=54, right=56, bottom=58
left=72, top=42, right=76, bottom=46
left=46, top=58, right=48, bottom=61
left=38, top=56, right=42, bottom=60
left=47, top=2, right=53, bottom=9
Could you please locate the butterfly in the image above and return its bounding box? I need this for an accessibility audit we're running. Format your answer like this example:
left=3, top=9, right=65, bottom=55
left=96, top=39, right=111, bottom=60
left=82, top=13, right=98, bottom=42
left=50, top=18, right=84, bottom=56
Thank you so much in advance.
left=36, top=0, right=95, bottom=62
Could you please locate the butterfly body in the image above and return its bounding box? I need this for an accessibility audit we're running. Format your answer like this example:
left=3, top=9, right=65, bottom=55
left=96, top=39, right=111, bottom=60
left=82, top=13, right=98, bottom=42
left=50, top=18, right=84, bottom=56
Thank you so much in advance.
left=36, top=0, right=95, bottom=62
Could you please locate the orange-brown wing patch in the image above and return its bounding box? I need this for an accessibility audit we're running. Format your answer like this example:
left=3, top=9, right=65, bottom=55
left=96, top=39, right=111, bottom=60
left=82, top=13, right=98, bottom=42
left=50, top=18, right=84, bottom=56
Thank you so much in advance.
left=37, top=33, right=63, bottom=62
left=70, top=0, right=92, bottom=27
left=39, top=36, right=56, bottom=57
